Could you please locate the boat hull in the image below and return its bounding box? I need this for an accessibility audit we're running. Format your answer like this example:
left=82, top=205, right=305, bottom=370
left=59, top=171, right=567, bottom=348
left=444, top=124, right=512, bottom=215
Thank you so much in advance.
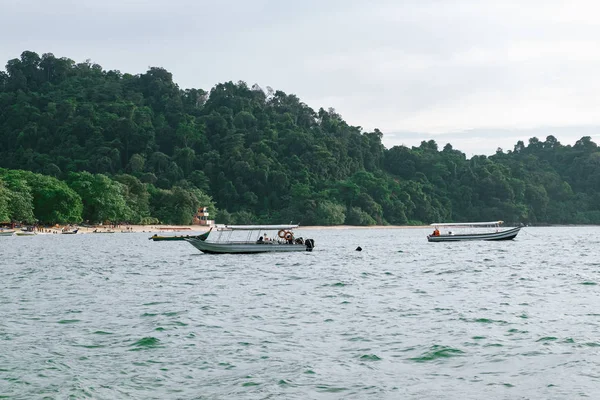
left=185, top=238, right=311, bottom=254
left=0, top=231, right=15, bottom=236
left=150, top=235, right=190, bottom=241
left=427, top=227, right=520, bottom=242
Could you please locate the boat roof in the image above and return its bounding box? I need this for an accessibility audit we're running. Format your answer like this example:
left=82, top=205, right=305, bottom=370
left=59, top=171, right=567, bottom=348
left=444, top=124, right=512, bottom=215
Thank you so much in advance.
left=431, top=221, right=504, bottom=227
left=218, top=224, right=299, bottom=231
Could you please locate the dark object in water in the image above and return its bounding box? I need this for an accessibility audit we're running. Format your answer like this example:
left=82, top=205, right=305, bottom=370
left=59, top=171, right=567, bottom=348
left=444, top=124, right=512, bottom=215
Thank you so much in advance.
left=356, top=246, right=362, bottom=251
left=305, top=238, right=315, bottom=251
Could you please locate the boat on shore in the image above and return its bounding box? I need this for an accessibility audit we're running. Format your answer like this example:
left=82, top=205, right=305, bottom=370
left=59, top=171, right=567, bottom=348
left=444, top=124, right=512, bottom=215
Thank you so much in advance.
left=61, top=228, right=79, bottom=235
left=16, top=227, right=37, bottom=236
left=0, top=229, right=15, bottom=237
left=184, top=225, right=315, bottom=254
left=427, top=221, right=520, bottom=242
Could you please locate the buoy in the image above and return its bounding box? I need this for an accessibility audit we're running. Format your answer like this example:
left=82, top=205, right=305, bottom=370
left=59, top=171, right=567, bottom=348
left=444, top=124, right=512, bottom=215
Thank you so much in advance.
left=356, top=246, right=362, bottom=251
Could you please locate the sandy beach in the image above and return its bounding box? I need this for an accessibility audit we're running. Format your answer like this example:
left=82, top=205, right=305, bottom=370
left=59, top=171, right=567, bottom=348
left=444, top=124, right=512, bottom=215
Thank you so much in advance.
left=32, top=224, right=429, bottom=235
left=36, top=225, right=210, bottom=235
left=131, top=224, right=428, bottom=233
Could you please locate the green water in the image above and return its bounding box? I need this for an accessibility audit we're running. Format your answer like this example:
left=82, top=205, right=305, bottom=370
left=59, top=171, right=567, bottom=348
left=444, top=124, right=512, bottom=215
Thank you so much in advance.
left=1, top=227, right=599, bottom=399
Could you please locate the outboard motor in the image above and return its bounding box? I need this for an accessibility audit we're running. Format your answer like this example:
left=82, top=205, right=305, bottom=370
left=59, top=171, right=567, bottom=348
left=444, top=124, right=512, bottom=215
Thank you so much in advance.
left=305, top=238, right=315, bottom=251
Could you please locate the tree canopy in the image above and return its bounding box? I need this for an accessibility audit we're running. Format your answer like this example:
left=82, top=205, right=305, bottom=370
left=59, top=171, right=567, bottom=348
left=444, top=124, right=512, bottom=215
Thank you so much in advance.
left=1, top=51, right=599, bottom=225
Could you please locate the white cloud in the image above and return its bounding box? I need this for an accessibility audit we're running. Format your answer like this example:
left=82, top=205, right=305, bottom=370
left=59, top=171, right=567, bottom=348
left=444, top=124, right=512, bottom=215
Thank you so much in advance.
left=1, top=0, right=599, bottom=155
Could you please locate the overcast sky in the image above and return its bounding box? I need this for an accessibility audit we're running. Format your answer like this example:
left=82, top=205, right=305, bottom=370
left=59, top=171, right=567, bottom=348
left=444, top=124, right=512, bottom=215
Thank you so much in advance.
left=2, top=0, right=599, bottom=156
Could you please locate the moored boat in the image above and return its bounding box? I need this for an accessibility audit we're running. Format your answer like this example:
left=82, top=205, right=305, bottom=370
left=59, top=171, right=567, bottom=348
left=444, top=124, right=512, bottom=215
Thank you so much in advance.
left=0, top=229, right=15, bottom=237
left=149, top=234, right=193, bottom=241
left=150, top=228, right=212, bottom=241
left=427, top=221, right=520, bottom=242
left=184, top=225, right=315, bottom=254
left=16, top=227, right=37, bottom=236
left=62, top=228, right=79, bottom=234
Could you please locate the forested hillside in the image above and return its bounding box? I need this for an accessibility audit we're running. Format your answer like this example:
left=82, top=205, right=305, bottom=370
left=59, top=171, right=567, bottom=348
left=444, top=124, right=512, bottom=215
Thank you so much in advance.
left=1, top=51, right=599, bottom=225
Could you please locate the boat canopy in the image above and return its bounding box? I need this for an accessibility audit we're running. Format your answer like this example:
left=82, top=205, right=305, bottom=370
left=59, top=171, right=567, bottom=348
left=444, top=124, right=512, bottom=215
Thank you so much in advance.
left=430, top=221, right=504, bottom=227
left=219, top=224, right=299, bottom=231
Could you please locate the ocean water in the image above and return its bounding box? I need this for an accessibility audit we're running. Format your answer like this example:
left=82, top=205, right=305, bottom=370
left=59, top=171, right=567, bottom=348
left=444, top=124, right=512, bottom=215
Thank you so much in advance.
left=1, top=227, right=599, bottom=399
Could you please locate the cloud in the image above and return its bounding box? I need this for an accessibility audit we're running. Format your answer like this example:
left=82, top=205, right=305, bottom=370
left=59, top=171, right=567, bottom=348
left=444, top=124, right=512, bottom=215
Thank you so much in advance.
left=1, top=0, right=599, bottom=155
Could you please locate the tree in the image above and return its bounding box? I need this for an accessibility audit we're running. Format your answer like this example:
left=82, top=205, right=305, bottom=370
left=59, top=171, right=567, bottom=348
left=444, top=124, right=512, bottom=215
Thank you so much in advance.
left=314, top=200, right=346, bottom=225
left=0, top=179, right=10, bottom=223
left=1, top=174, right=35, bottom=223
left=26, top=172, right=82, bottom=223
left=67, top=172, right=131, bottom=223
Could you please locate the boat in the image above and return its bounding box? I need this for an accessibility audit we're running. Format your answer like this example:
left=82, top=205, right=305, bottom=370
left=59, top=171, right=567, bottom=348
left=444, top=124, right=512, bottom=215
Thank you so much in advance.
left=150, top=234, right=196, bottom=241
left=150, top=229, right=212, bottom=242
left=61, top=228, right=79, bottom=235
left=427, top=221, right=520, bottom=242
left=16, top=231, right=37, bottom=236
left=184, top=225, right=315, bottom=254
left=0, top=229, right=15, bottom=237
left=16, top=227, right=37, bottom=236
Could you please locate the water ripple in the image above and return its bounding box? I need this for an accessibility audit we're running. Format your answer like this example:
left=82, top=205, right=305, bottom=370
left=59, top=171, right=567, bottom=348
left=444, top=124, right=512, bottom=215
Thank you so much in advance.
left=1, top=228, right=600, bottom=398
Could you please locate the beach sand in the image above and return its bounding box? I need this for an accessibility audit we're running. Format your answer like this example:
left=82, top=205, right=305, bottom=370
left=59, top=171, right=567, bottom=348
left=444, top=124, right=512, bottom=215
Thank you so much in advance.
left=97, top=224, right=428, bottom=233
left=35, top=224, right=428, bottom=235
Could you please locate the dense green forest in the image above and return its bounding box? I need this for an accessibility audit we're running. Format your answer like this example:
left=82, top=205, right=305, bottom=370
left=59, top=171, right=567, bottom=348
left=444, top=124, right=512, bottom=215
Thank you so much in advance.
left=1, top=51, right=599, bottom=225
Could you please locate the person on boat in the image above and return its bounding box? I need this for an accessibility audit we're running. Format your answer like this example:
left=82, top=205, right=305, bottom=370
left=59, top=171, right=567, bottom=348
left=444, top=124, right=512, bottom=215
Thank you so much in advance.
left=257, top=236, right=264, bottom=244
left=263, top=233, right=269, bottom=241
left=432, top=228, right=440, bottom=236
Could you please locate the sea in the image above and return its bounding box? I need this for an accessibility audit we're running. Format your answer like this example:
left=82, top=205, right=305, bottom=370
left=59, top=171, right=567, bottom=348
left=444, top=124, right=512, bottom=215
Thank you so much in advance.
left=1, top=226, right=599, bottom=399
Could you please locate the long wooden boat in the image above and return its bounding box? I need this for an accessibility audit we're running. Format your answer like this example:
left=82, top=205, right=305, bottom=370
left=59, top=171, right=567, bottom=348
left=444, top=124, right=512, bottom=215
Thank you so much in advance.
left=150, top=229, right=212, bottom=242
left=185, top=225, right=315, bottom=254
left=149, top=234, right=194, bottom=241
left=61, top=229, right=79, bottom=235
left=427, top=221, right=520, bottom=242
left=0, top=229, right=15, bottom=236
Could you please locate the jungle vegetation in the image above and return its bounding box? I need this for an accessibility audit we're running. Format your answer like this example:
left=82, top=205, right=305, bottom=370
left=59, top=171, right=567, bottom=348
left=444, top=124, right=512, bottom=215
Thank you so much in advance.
left=1, top=51, right=599, bottom=225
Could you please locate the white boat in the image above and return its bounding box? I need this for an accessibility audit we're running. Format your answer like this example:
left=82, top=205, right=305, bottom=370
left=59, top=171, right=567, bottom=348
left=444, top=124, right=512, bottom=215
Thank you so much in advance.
left=427, top=221, right=520, bottom=242
left=16, top=227, right=37, bottom=236
left=0, top=229, right=15, bottom=237
left=92, top=229, right=115, bottom=233
left=185, top=225, right=315, bottom=254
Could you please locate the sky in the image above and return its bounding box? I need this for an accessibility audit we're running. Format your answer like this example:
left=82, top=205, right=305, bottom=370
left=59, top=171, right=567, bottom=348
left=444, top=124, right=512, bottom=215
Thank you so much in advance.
left=1, top=0, right=599, bottom=156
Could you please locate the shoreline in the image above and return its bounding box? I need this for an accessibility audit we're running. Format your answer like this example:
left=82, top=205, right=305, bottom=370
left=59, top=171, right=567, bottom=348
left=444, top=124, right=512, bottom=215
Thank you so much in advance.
left=133, top=224, right=431, bottom=233
left=13, top=223, right=596, bottom=235
left=29, top=224, right=431, bottom=235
